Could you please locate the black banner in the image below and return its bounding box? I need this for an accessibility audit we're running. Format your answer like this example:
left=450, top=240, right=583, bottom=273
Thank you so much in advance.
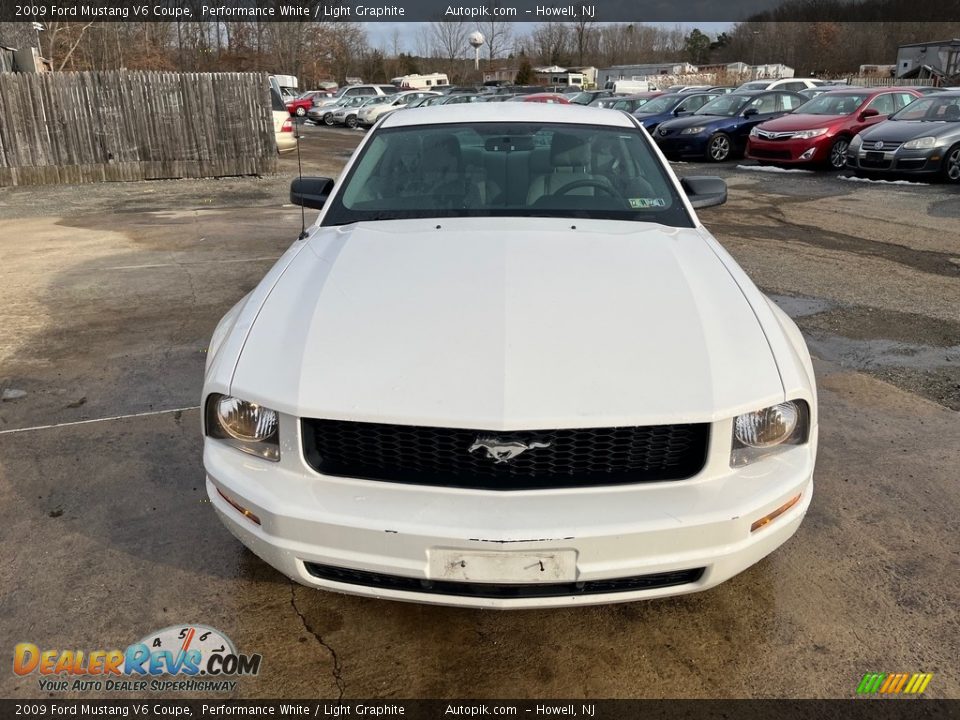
left=3, top=0, right=960, bottom=22
left=1, top=700, right=958, bottom=720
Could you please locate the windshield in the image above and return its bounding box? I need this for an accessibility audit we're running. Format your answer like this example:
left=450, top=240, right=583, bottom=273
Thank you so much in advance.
left=361, top=96, right=391, bottom=107
left=737, top=81, right=768, bottom=91
left=891, top=95, right=960, bottom=121
left=322, top=122, right=692, bottom=228
left=794, top=93, right=869, bottom=115
left=568, top=92, right=595, bottom=105
left=696, top=95, right=749, bottom=116
left=635, top=95, right=681, bottom=114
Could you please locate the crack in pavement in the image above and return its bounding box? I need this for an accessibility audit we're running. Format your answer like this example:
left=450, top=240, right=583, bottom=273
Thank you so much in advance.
left=290, top=582, right=345, bottom=700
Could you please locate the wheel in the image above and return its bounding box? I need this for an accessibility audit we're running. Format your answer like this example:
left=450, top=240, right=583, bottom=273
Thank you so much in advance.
left=323, top=113, right=335, bottom=126
left=941, top=143, right=960, bottom=183
left=295, top=106, right=306, bottom=117
left=707, top=133, right=732, bottom=162
left=827, top=137, right=849, bottom=170
left=346, top=115, right=357, bottom=129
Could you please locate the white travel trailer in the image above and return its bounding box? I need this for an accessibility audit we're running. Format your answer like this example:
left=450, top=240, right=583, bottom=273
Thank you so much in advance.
left=391, top=73, right=449, bottom=90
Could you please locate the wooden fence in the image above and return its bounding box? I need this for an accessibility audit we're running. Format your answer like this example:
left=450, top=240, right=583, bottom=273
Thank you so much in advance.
left=0, top=70, right=278, bottom=187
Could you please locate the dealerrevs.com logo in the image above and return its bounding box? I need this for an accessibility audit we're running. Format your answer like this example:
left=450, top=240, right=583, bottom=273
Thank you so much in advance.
left=13, top=625, right=262, bottom=693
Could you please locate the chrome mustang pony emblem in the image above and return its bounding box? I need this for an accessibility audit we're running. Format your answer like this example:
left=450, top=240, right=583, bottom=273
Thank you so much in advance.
left=468, top=436, right=551, bottom=464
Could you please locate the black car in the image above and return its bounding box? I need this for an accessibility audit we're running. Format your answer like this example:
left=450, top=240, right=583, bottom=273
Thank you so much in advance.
left=847, top=91, right=960, bottom=182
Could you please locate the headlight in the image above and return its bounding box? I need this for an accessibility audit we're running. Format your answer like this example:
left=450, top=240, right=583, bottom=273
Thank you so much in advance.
left=680, top=126, right=707, bottom=135
left=206, top=393, right=280, bottom=461
left=749, top=127, right=760, bottom=137
left=902, top=136, right=937, bottom=149
left=792, top=128, right=828, bottom=139
left=849, top=134, right=862, bottom=152
left=731, top=400, right=809, bottom=467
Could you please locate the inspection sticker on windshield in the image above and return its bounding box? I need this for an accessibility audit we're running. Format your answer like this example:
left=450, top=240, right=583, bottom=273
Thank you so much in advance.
left=629, top=197, right=666, bottom=208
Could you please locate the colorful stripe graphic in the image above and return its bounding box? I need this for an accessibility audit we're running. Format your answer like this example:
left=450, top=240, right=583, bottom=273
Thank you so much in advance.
left=857, top=673, right=933, bottom=695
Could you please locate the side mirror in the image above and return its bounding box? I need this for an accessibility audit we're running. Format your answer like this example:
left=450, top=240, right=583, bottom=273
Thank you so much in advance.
left=290, top=177, right=335, bottom=210
left=681, top=176, right=727, bottom=209
left=742, top=107, right=759, bottom=117
left=858, top=108, right=880, bottom=121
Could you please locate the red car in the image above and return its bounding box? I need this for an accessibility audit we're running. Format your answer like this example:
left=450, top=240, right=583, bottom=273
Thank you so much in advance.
left=518, top=93, right=570, bottom=104
left=286, top=91, right=330, bottom=117
left=746, top=87, right=924, bottom=169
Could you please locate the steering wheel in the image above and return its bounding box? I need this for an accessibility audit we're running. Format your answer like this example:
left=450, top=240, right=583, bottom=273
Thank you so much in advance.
left=551, top=178, right=624, bottom=199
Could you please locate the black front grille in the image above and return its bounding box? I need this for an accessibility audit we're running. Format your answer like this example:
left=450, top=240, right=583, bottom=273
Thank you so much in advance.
left=304, top=562, right=705, bottom=599
left=750, top=147, right=793, bottom=160
left=301, top=419, right=709, bottom=490
left=859, top=156, right=893, bottom=169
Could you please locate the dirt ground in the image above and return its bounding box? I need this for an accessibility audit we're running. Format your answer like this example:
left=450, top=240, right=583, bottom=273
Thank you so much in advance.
left=0, top=125, right=957, bottom=699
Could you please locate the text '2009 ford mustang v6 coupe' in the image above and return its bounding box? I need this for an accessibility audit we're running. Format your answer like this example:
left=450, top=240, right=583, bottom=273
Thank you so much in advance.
left=202, top=103, right=818, bottom=608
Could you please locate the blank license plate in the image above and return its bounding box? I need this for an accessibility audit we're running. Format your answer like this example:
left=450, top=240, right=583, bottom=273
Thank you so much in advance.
left=866, top=151, right=885, bottom=162
left=428, top=548, right=577, bottom=584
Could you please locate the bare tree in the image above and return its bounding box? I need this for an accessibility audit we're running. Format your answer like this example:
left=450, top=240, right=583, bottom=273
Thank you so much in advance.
left=431, top=21, right=468, bottom=64
left=569, top=20, right=596, bottom=66
left=530, top=23, right=571, bottom=66
left=478, top=20, right=512, bottom=65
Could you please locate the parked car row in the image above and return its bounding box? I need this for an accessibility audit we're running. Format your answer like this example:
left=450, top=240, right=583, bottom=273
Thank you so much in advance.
left=640, top=85, right=960, bottom=181
left=295, top=80, right=959, bottom=183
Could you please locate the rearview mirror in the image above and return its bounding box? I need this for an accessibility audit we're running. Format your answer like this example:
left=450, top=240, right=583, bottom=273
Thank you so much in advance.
left=859, top=108, right=880, bottom=120
left=290, top=177, right=335, bottom=210
left=743, top=107, right=759, bottom=117
left=681, top=176, right=727, bottom=209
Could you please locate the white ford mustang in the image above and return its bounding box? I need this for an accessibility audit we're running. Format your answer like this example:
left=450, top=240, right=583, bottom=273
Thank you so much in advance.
left=203, top=103, right=817, bottom=608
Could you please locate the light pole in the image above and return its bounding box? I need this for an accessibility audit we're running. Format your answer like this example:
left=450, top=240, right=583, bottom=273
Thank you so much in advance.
left=750, top=30, right=760, bottom=80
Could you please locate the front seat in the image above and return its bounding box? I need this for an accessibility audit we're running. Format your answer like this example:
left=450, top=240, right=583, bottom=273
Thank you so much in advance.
left=527, top=133, right=610, bottom=205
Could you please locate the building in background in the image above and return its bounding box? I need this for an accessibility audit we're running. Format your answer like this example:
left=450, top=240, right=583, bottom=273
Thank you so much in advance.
left=896, top=39, right=960, bottom=82
left=596, top=63, right=697, bottom=88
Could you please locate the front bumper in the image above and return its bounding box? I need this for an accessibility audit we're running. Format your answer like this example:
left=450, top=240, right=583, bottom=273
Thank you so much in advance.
left=204, top=417, right=816, bottom=608
left=747, top=136, right=831, bottom=164
left=845, top=146, right=943, bottom=175
left=654, top=133, right=711, bottom=159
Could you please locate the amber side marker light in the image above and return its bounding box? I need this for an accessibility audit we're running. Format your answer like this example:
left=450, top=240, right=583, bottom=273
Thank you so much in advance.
left=217, top=488, right=262, bottom=526
left=750, top=494, right=802, bottom=533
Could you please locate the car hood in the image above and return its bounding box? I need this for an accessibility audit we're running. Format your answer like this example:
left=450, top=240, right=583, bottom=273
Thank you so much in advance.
left=757, top=113, right=847, bottom=131
left=859, top=119, right=960, bottom=142
left=230, top=217, right=784, bottom=429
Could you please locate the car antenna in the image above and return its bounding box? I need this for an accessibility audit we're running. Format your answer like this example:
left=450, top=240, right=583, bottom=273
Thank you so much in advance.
left=295, top=116, right=308, bottom=241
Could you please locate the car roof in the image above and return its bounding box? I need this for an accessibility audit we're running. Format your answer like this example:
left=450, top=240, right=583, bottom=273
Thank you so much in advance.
left=380, top=102, right=636, bottom=129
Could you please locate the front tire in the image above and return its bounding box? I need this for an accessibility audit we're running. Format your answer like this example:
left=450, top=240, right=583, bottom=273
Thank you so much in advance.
left=295, top=106, right=306, bottom=117
left=707, top=132, right=732, bottom=162
left=346, top=115, right=358, bottom=129
left=942, top=143, right=960, bottom=183
left=827, top=137, right=849, bottom=170
left=323, top=113, right=335, bottom=126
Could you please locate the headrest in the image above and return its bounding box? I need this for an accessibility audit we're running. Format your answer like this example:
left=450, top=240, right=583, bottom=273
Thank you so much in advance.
left=421, top=133, right=461, bottom=173
left=551, top=133, right=590, bottom=168
left=944, top=104, right=960, bottom=120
